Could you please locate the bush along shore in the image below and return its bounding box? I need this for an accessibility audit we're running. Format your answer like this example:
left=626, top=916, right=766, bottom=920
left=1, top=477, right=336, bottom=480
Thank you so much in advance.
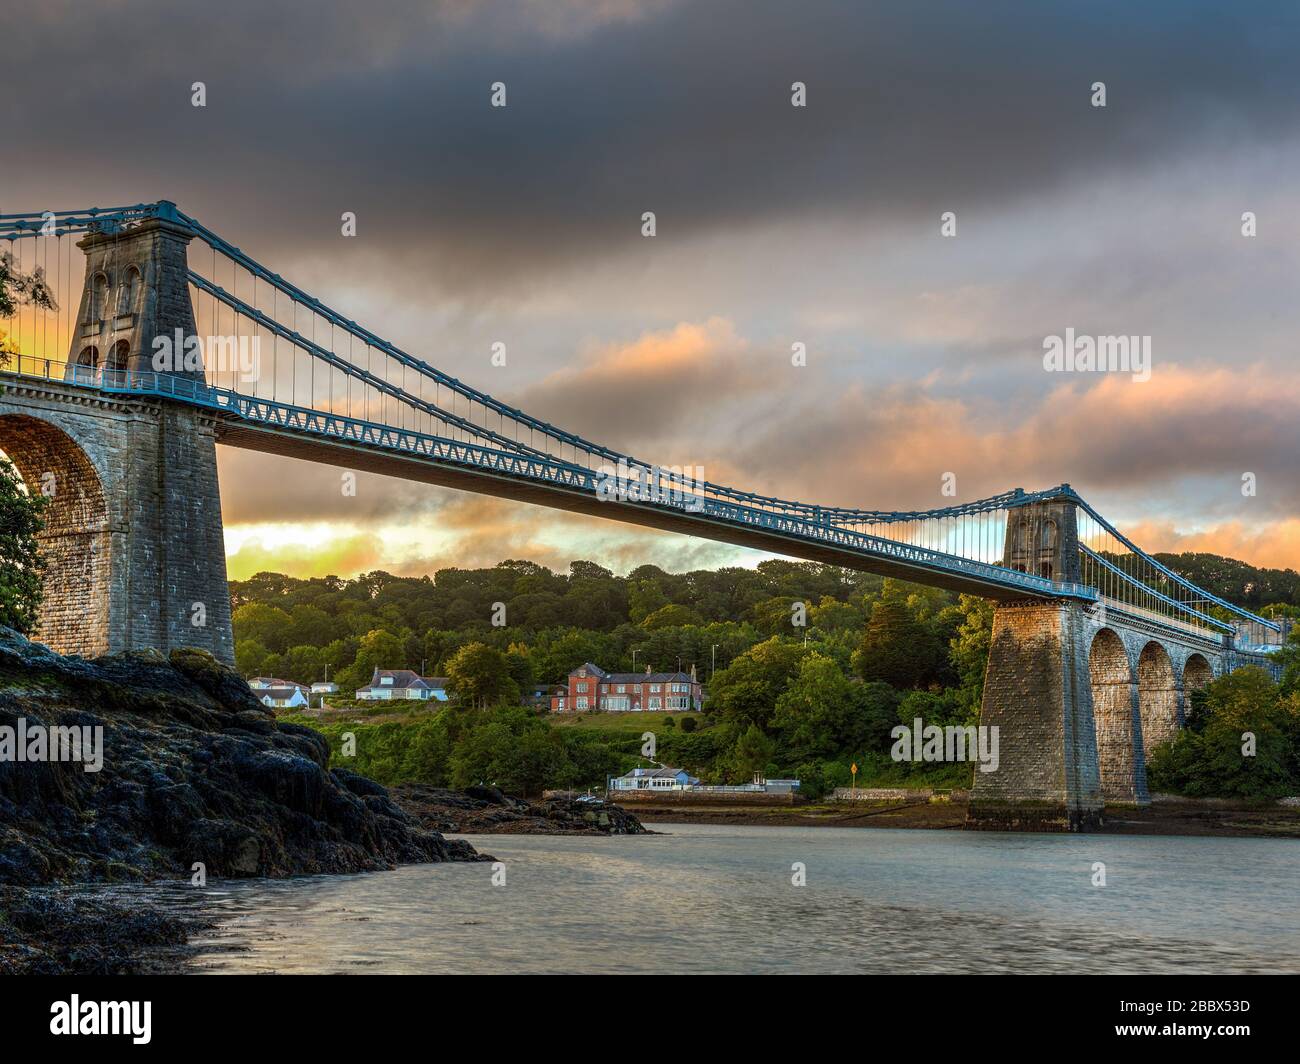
left=0, top=628, right=486, bottom=974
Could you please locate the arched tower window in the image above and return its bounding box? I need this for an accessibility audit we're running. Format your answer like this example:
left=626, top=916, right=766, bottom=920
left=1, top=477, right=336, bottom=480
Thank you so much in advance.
left=1040, top=520, right=1058, bottom=550
left=1015, top=520, right=1031, bottom=551
left=89, top=273, right=109, bottom=322
left=74, top=346, right=99, bottom=384
left=104, top=340, right=130, bottom=385
left=116, top=266, right=141, bottom=316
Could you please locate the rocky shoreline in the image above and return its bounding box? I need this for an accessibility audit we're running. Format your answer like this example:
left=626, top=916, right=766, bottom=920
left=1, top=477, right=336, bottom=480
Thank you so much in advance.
left=391, top=783, right=652, bottom=836
left=0, top=629, right=485, bottom=974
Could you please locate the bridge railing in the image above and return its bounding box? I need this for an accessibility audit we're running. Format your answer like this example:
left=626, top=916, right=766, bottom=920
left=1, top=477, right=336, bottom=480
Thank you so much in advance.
left=0, top=356, right=220, bottom=405
left=0, top=333, right=1267, bottom=639
left=1, top=357, right=1101, bottom=600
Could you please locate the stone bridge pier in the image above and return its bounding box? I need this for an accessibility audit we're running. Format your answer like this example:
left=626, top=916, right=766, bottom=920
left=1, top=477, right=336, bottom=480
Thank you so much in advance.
left=968, top=500, right=1225, bottom=831
left=0, top=215, right=233, bottom=663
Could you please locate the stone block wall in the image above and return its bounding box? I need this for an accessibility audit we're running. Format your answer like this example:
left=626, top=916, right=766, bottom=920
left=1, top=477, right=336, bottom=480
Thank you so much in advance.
left=0, top=381, right=233, bottom=663
left=968, top=600, right=1103, bottom=830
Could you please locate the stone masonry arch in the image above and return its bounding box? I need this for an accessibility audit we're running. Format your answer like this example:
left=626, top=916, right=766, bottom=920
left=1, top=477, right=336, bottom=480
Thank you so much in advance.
left=1089, top=627, right=1147, bottom=803
left=1181, top=653, right=1215, bottom=725
left=0, top=413, right=112, bottom=656
left=1137, top=641, right=1179, bottom=758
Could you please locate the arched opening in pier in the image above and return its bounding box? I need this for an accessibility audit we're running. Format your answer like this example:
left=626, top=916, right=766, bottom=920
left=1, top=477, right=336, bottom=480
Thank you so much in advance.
left=1182, top=653, right=1214, bottom=726
left=1137, top=641, right=1179, bottom=759
left=0, top=415, right=111, bottom=657
left=1090, top=628, right=1141, bottom=801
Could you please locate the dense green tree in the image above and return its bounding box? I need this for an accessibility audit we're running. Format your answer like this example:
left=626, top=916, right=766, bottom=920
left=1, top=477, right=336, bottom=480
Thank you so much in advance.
left=852, top=590, right=936, bottom=689
left=1148, top=667, right=1297, bottom=798
left=706, top=637, right=807, bottom=731
left=949, top=595, right=994, bottom=699
left=627, top=579, right=669, bottom=624
left=0, top=457, right=46, bottom=634
left=733, top=723, right=776, bottom=779
left=0, top=260, right=56, bottom=635
left=445, top=641, right=519, bottom=709
left=336, top=628, right=407, bottom=694
left=231, top=602, right=294, bottom=655
left=640, top=603, right=704, bottom=630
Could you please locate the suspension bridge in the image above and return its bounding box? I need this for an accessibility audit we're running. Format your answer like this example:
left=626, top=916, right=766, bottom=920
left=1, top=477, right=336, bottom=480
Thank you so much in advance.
left=0, top=201, right=1282, bottom=829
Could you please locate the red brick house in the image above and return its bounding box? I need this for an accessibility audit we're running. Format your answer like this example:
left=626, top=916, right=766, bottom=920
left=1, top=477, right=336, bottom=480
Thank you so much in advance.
left=550, top=662, right=703, bottom=712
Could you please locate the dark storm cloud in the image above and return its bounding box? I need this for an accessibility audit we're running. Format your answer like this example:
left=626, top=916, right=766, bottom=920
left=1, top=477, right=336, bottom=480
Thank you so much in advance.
left=5, top=1, right=1298, bottom=293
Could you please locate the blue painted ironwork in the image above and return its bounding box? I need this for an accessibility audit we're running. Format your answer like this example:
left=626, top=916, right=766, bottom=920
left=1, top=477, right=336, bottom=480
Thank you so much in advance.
left=1081, top=545, right=1233, bottom=633
left=2, top=199, right=1283, bottom=640
left=1073, top=494, right=1278, bottom=631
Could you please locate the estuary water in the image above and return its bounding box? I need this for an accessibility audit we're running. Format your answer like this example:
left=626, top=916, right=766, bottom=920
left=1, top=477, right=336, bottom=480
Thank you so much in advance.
left=186, top=824, right=1300, bottom=974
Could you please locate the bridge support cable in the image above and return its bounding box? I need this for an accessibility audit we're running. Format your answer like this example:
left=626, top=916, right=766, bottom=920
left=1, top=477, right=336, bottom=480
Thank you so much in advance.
left=188, top=273, right=566, bottom=466
left=178, top=207, right=1021, bottom=529
left=1079, top=545, right=1233, bottom=632
left=0, top=203, right=1280, bottom=638
left=1071, top=496, right=1274, bottom=629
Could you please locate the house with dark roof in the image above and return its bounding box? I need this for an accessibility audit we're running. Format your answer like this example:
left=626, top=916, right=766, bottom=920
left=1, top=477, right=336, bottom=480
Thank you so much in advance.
left=255, top=685, right=310, bottom=710
left=248, top=676, right=308, bottom=694
left=551, top=662, right=703, bottom=712
left=355, top=669, right=450, bottom=702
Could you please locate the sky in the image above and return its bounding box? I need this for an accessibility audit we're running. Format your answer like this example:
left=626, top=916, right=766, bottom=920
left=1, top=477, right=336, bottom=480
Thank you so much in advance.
left=5, top=0, right=1300, bottom=580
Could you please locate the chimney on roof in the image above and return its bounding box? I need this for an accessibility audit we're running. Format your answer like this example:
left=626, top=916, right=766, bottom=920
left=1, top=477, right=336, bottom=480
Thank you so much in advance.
left=690, top=664, right=697, bottom=682
left=645, top=664, right=651, bottom=675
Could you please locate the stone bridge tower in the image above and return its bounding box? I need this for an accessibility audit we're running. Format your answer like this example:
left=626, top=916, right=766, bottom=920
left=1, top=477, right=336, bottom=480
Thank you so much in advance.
left=0, top=206, right=234, bottom=664
left=969, top=493, right=1104, bottom=830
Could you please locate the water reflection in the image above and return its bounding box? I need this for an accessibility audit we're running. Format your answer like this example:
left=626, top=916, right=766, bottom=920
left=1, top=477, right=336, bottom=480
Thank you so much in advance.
left=175, top=825, right=1299, bottom=974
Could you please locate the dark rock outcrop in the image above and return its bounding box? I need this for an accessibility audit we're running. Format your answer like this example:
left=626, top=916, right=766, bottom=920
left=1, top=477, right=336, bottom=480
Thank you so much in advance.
left=0, top=628, right=484, bottom=973
left=392, top=783, right=652, bottom=836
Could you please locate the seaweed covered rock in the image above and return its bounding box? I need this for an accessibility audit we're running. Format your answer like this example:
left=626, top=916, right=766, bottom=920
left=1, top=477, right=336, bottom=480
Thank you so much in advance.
left=0, top=627, right=483, bottom=886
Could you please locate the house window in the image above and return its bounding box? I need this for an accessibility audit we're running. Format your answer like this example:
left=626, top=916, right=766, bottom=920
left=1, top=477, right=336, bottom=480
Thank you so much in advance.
left=380, top=676, right=393, bottom=685
left=650, top=684, right=661, bottom=693
left=616, top=684, right=626, bottom=694
left=649, top=697, right=661, bottom=709
left=576, top=697, right=588, bottom=709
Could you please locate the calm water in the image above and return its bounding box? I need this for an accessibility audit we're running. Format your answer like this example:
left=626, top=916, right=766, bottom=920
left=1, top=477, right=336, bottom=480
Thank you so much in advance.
left=184, top=824, right=1300, bottom=974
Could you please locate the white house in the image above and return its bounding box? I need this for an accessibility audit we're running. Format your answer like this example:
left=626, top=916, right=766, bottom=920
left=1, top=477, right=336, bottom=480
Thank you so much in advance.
left=256, top=686, right=310, bottom=710
left=355, top=668, right=450, bottom=701
left=608, top=767, right=700, bottom=792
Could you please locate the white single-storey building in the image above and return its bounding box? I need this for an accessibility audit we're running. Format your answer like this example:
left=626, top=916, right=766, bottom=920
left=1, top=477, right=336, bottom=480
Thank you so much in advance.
left=608, top=767, right=700, bottom=792
left=256, top=685, right=310, bottom=710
